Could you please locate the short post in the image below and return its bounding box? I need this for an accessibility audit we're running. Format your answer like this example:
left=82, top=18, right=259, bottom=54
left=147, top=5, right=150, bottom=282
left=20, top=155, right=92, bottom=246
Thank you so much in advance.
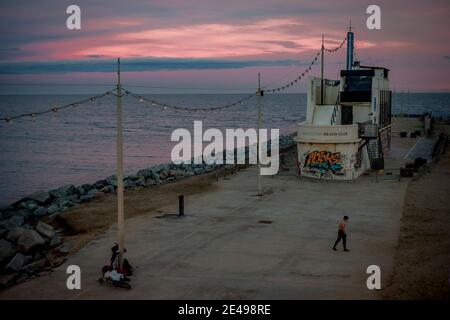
left=178, top=195, right=184, bottom=216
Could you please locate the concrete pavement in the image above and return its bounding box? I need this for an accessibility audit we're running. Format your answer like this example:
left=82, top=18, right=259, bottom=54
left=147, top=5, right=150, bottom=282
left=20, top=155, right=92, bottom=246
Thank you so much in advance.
left=0, top=137, right=414, bottom=299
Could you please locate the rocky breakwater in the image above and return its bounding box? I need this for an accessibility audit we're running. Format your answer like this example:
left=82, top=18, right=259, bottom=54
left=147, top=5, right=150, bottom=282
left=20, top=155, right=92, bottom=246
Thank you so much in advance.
left=0, top=134, right=296, bottom=288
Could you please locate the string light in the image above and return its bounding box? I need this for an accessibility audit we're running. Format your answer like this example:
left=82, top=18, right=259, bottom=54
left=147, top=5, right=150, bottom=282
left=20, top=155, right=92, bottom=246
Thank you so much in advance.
left=0, top=90, right=113, bottom=123
left=124, top=88, right=257, bottom=113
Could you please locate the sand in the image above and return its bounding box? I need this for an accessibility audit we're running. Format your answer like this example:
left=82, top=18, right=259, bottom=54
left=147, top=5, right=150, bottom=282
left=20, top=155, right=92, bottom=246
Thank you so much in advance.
left=382, top=151, right=450, bottom=299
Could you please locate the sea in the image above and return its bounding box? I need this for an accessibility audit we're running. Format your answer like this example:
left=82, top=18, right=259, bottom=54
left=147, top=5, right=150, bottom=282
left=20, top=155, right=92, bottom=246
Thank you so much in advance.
left=0, top=92, right=449, bottom=206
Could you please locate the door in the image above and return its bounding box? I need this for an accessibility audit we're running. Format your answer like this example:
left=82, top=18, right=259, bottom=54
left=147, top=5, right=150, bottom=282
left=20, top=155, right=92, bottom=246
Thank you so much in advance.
left=341, top=105, right=353, bottom=125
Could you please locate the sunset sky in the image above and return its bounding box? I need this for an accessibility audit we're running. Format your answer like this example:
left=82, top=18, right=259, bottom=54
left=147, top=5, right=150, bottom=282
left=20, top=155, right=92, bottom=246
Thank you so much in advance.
left=0, top=0, right=449, bottom=93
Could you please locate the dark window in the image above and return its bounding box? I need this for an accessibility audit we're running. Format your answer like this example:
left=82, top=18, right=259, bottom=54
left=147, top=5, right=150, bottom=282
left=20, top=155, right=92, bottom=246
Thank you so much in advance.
left=345, top=76, right=372, bottom=91
left=341, top=105, right=353, bottom=125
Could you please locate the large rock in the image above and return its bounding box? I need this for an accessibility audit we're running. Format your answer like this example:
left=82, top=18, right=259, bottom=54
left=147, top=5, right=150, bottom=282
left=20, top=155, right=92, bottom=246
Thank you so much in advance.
left=35, top=221, right=54, bottom=239
left=27, top=191, right=50, bottom=205
left=57, top=240, right=75, bottom=254
left=169, top=170, right=186, bottom=178
left=33, top=207, right=48, bottom=218
left=81, top=184, right=92, bottom=193
left=135, top=176, right=146, bottom=187
left=19, top=200, right=38, bottom=211
left=0, top=206, right=17, bottom=220
left=4, top=215, right=24, bottom=230
left=5, top=253, right=32, bottom=273
left=93, top=179, right=108, bottom=190
left=6, top=227, right=27, bottom=242
left=47, top=204, right=60, bottom=215
left=124, top=179, right=136, bottom=189
left=0, top=239, right=16, bottom=265
left=49, top=235, right=61, bottom=247
left=159, top=170, right=169, bottom=180
left=137, top=168, right=151, bottom=178
left=50, top=184, right=76, bottom=198
left=58, top=184, right=76, bottom=196
left=16, top=229, right=45, bottom=253
left=106, top=175, right=117, bottom=186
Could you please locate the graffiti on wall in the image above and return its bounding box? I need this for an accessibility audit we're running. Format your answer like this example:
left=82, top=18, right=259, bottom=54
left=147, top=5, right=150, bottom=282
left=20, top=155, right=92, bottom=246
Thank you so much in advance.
left=303, top=150, right=343, bottom=175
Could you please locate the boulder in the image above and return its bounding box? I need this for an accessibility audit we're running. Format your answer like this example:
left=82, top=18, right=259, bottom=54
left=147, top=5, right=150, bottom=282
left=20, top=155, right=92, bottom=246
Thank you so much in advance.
left=76, top=185, right=85, bottom=196
left=124, top=179, right=136, bottom=189
left=5, top=253, right=32, bottom=273
left=49, top=189, right=65, bottom=198
left=194, top=168, right=205, bottom=175
left=16, top=229, right=45, bottom=253
left=81, top=184, right=92, bottom=193
left=79, top=194, right=94, bottom=202
left=66, top=194, right=80, bottom=203
left=93, top=179, right=108, bottom=190
left=169, top=170, right=186, bottom=178
left=19, top=200, right=38, bottom=211
left=58, top=185, right=76, bottom=197
left=135, top=176, right=146, bottom=187
left=145, top=179, right=157, bottom=186
left=27, top=191, right=50, bottom=205
left=49, top=235, right=61, bottom=247
left=87, top=188, right=99, bottom=196
left=0, top=206, right=18, bottom=220
left=0, top=239, right=16, bottom=265
left=5, top=215, right=24, bottom=229
left=106, top=175, right=117, bottom=186
left=35, top=221, right=54, bottom=239
left=47, top=204, right=60, bottom=215
left=57, top=240, right=75, bottom=254
left=159, top=170, right=169, bottom=180
left=137, top=168, right=152, bottom=179
left=127, top=175, right=139, bottom=181
left=153, top=164, right=169, bottom=173
left=6, top=227, right=26, bottom=242
left=33, top=207, right=48, bottom=218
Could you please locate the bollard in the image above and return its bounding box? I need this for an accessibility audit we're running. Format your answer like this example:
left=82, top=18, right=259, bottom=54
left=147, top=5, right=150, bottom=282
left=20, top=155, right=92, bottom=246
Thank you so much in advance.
left=178, top=195, right=184, bottom=216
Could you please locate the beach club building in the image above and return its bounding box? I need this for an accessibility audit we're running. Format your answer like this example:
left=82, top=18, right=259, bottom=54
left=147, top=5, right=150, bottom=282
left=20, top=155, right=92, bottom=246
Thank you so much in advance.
left=297, top=29, right=392, bottom=180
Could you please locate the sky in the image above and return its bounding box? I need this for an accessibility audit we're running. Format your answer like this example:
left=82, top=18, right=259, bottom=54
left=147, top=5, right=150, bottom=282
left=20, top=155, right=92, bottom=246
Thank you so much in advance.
left=0, top=0, right=449, bottom=93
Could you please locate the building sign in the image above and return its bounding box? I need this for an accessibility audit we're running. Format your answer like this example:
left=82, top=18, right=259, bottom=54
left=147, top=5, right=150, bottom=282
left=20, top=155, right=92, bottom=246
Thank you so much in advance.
left=298, top=124, right=358, bottom=142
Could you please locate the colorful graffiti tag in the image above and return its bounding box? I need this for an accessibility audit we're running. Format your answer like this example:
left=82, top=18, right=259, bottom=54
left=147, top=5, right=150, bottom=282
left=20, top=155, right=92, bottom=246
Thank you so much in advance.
left=304, top=150, right=343, bottom=174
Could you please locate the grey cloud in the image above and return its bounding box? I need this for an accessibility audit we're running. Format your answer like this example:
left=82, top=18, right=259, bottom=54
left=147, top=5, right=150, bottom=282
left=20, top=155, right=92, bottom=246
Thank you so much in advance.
left=0, top=58, right=302, bottom=74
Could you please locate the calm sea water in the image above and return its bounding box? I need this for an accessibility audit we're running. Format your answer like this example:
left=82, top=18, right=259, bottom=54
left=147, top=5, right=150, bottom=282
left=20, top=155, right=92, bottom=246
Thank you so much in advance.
left=0, top=92, right=449, bottom=206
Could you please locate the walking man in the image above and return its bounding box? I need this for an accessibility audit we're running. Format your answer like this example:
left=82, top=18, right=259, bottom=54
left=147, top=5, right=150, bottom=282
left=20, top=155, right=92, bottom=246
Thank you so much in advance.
left=333, top=215, right=350, bottom=251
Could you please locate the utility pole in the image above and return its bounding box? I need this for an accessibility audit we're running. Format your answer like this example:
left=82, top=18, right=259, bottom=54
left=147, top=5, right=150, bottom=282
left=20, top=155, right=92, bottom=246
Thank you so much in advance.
left=257, top=73, right=262, bottom=196
left=116, top=58, right=125, bottom=269
left=321, top=34, right=324, bottom=105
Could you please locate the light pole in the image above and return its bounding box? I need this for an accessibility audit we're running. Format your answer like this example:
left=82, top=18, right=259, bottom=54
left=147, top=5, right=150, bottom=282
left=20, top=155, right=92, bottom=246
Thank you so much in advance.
left=116, top=58, right=125, bottom=268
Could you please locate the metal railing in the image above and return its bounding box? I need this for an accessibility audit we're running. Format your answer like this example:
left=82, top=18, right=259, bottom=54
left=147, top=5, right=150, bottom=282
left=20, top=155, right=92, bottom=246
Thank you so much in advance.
left=330, top=94, right=340, bottom=125
left=357, top=121, right=378, bottom=138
